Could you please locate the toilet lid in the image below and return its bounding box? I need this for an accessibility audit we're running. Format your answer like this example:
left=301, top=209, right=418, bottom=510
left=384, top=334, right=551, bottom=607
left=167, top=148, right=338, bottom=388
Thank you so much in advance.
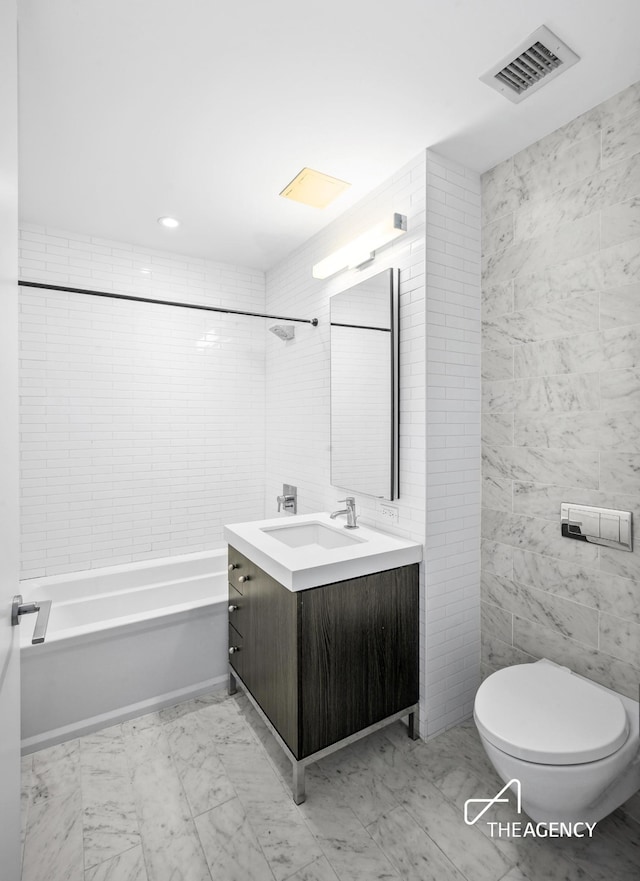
left=474, top=662, right=629, bottom=765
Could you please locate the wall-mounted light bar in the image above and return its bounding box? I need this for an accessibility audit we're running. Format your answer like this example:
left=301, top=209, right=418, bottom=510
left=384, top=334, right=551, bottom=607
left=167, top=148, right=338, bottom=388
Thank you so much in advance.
left=312, top=213, right=407, bottom=279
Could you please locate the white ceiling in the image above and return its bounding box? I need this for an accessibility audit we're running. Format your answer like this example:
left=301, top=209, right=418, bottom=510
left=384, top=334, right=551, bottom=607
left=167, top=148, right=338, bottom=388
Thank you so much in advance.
left=17, top=0, right=640, bottom=271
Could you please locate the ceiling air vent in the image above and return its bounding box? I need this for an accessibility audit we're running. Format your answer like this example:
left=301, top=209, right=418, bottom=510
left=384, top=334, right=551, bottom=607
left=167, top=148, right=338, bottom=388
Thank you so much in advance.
left=480, top=26, right=579, bottom=104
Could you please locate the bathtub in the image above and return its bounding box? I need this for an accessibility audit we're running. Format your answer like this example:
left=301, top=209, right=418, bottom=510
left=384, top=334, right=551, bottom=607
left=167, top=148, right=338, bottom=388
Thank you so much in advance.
left=20, top=550, right=229, bottom=753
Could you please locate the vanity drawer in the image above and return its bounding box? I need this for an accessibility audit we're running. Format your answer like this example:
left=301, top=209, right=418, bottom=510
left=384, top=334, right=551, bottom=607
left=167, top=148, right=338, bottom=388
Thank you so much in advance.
left=228, top=623, right=243, bottom=678
left=227, top=545, right=252, bottom=594
left=228, top=583, right=245, bottom=634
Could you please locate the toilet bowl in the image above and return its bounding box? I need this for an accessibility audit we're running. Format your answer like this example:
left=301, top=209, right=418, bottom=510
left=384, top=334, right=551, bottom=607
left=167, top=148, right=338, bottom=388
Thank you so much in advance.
left=474, top=659, right=640, bottom=824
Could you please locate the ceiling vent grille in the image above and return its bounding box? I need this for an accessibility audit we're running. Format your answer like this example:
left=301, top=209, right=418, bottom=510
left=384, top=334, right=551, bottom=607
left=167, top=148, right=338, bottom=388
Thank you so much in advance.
left=480, top=26, right=579, bottom=104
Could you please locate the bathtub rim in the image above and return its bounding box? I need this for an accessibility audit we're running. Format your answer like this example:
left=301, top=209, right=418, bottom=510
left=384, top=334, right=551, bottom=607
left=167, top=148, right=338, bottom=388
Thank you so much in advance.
left=19, top=548, right=228, bottom=648
left=19, top=547, right=227, bottom=591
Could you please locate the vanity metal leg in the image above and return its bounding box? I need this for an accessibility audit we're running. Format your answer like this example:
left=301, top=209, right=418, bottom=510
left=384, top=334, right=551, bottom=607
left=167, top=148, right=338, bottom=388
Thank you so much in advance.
left=408, top=711, right=419, bottom=741
left=228, top=668, right=237, bottom=696
left=292, top=762, right=306, bottom=805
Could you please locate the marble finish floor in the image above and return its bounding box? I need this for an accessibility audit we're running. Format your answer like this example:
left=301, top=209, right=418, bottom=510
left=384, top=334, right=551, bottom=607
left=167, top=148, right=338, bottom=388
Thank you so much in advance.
left=21, top=689, right=640, bottom=881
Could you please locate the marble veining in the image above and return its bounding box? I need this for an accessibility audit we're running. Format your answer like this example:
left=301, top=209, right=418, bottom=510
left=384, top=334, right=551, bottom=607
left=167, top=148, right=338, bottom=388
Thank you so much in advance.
left=512, top=238, right=640, bottom=312
left=515, top=153, right=640, bottom=244
left=512, top=616, right=640, bottom=701
left=482, top=281, right=514, bottom=320
left=22, top=688, right=640, bottom=881
left=603, top=109, right=640, bottom=167
left=514, top=409, right=640, bottom=452
left=601, top=195, right=640, bottom=248
left=482, top=214, right=600, bottom=287
left=599, top=613, right=640, bottom=668
left=600, top=283, right=640, bottom=329
left=483, top=444, right=599, bottom=489
left=482, top=294, right=599, bottom=350
left=482, top=572, right=599, bottom=647
left=481, top=601, right=513, bottom=645
left=481, top=80, right=640, bottom=701
left=481, top=347, right=514, bottom=382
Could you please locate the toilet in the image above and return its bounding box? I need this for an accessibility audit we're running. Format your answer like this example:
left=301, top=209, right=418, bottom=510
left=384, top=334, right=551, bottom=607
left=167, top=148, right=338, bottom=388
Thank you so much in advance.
left=474, top=659, right=640, bottom=824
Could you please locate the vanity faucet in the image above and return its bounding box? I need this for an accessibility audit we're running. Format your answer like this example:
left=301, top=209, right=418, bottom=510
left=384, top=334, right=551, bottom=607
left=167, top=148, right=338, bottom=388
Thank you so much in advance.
left=330, top=497, right=358, bottom=529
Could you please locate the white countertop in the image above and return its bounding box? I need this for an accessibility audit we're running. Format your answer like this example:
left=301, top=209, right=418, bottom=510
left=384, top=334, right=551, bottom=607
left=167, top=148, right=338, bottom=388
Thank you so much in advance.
left=224, top=512, right=423, bottom=591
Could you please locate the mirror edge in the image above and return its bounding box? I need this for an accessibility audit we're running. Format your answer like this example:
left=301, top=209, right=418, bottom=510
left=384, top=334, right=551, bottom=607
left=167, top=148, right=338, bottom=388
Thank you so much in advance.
left=390, top=267, right=399, bottom=500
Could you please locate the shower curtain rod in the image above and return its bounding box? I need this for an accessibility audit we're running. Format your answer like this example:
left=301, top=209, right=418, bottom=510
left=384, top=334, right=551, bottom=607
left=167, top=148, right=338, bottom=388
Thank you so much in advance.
left=18, top=280, right=319, bottom=326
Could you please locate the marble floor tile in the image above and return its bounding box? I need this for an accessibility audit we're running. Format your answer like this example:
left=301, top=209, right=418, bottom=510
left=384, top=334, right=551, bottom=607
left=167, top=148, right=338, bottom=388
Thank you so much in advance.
left=368, top=804, right=467, bottom=881
left=618, top=789, right=640, bottom=824
left=84, top=846, right=148, bottom=881
left=322, top=738, right=403, bottom=827
left=20, top=691, right=640, bottom=881
left=128, top=753, right=210, bottom=881
left=81, top=785, right=140, bottom=871
left=254, top=817, right=324, bottom=881
left=31, top=739, right=81, bottom=804
left=194, top=797, right=273, bottom=881
left=196, top=697, right=259, bottom=746
left=120, top=713, right=161, bottom=737
left=121, top=720, right=172, bottom=768
left=80, top=728, right=141, bottom=869
left=215, top=740, right=292, bottom=820
left=552, top=810, right=640, bottom=881
left=22, top=789, right=84, bottom=881
left=296, top=780, right=366, bottom=842
left=284, top=855, right=340, bottom=881
left=158, top=689, right=227, bottom=724
left=395, top=771, right=512, bottom=881
left=317, top=826, right=401, bottom=881
left=165, top=712, right=236, bottom=816
left=21, top=753, right=33, bottom=865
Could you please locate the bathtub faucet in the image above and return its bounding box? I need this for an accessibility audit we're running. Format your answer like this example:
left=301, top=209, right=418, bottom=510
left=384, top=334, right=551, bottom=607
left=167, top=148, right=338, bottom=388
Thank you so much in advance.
left=277, top=483, right=297, bottom=514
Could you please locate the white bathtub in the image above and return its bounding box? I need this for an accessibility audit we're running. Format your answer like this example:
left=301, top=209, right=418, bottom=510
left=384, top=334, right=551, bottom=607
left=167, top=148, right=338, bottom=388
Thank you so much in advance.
left=20, top=550, right=229, bottom=752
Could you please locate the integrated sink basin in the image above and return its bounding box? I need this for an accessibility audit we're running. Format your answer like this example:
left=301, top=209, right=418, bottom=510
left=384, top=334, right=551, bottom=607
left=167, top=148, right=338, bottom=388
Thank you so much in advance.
left=261, top=521, right=364, bottom=550
left=224, top=512, right=422, bottom=591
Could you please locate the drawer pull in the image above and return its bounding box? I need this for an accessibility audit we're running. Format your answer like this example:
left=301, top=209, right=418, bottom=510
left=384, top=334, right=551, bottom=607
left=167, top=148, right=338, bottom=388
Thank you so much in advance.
left=229, top=646, right=241, bottom=655
left=238, top=575, right=250, bottom=584
left=228, top=604, right=239, bottom=613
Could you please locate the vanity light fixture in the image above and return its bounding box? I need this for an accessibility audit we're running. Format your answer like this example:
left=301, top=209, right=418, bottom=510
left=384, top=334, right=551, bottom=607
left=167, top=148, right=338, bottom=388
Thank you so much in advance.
left=312, top=213, right=407, bottom=279
left=157, top=216, right=180, bottom=228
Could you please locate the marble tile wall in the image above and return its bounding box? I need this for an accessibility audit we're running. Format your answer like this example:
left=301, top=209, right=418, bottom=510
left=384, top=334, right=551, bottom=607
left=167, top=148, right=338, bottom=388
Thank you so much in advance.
left=480, top=81, right=640, bottom=699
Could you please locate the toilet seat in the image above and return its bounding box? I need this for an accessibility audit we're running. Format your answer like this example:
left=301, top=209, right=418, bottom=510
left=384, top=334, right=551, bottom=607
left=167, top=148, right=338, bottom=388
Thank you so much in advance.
left=474, top=662, right=629, bottom=765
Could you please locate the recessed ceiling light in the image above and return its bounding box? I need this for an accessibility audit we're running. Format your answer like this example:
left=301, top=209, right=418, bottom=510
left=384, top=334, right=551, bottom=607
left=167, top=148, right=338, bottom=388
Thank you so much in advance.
left=157, top=216, right=180, bottom=228
left=280, top=167, right=350, bottom=209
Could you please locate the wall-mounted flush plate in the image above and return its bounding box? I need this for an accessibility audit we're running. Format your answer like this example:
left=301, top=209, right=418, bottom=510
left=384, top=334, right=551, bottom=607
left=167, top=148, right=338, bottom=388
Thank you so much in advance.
left=561, top=503, right=632, bottom=552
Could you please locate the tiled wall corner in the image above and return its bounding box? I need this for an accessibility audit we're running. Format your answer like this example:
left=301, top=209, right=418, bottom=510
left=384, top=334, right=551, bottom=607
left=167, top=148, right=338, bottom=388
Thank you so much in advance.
left=18, top=229, right=266, bottom=576
left=480, top=80, right=640, bottom=700
left=423, top=150, right=482, bottom=737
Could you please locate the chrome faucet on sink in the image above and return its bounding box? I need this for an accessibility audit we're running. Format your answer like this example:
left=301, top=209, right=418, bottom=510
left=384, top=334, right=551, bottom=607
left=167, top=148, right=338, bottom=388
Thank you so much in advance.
left=330, top=497, right=358, bottom=529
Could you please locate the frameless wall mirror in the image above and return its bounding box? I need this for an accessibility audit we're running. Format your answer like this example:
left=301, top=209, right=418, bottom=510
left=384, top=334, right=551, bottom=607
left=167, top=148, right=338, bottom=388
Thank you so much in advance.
left=330, top=268, right=399, bottom=500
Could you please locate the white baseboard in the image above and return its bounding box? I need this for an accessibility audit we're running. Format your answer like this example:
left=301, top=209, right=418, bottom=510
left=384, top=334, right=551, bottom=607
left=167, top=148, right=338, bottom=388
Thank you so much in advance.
left=21, top=674, right=228, bottom=754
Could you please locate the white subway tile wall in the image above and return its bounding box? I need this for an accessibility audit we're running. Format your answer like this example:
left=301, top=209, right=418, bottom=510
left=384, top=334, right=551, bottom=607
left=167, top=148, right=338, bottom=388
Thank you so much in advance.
left=264, top=150, right=482, bottom=737
left=480, top=80, right=640, bottom=700
left=424, top=151, right=482, bottom=735
left=18, top=227, right=266, bottom=577
left=18, top=149, right=483, bottom=736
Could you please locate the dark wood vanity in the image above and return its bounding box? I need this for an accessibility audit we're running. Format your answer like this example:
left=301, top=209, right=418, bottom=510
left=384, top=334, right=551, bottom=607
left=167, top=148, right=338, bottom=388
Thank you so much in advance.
left=227, top=544, right=419, bottom=802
